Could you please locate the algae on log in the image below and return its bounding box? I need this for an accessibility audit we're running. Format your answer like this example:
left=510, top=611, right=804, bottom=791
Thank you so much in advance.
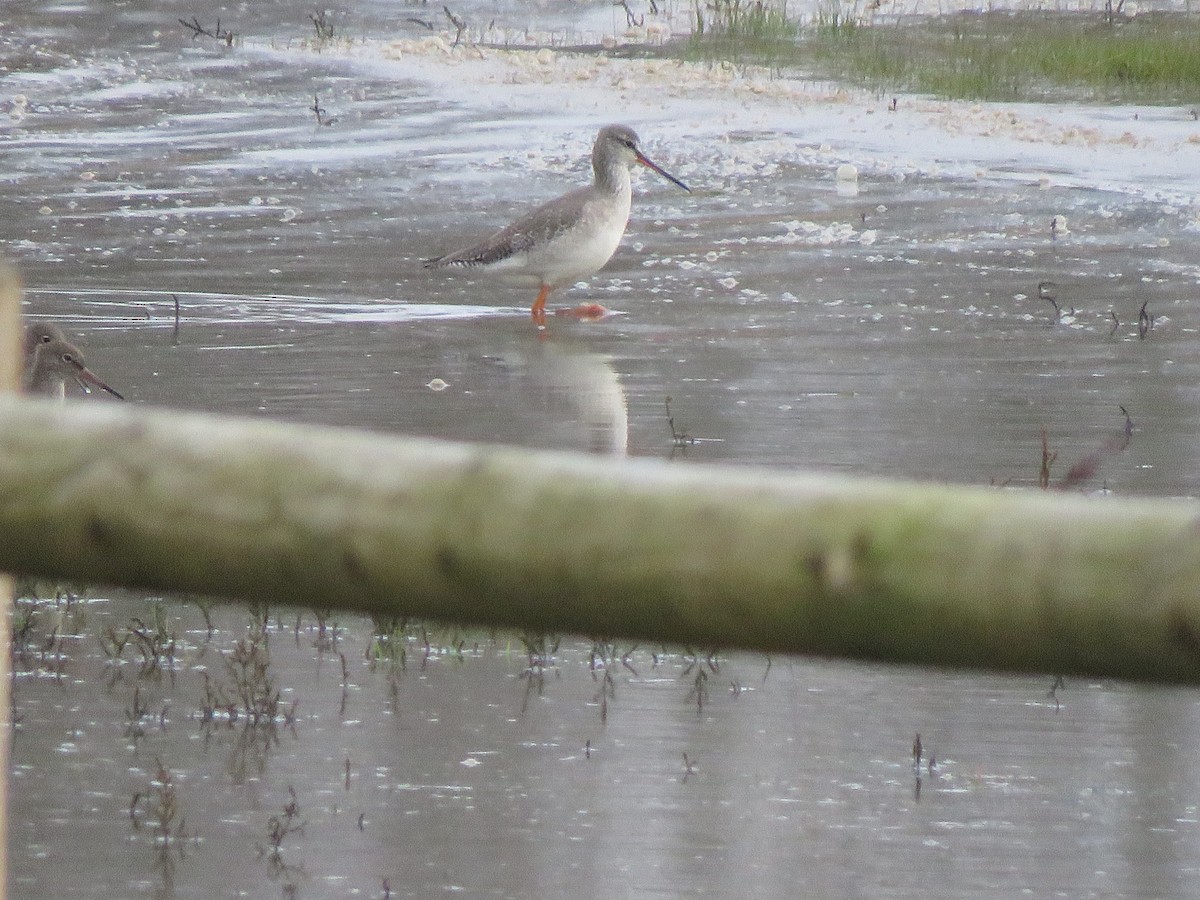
left=2, top=398, right=1200, bottom=682
left=0, top=259, right=23, bottom=881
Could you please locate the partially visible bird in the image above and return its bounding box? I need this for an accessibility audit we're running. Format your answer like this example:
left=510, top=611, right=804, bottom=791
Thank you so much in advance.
left=22, top=320, right=66, bottom=371
left=24, top=337, right=124, bottom=400
left=424, top=124, right=691, bottom=326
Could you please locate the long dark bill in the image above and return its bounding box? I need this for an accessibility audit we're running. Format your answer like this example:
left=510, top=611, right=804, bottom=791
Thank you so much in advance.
left=635, top=151, right=691, bottom=193
left=74, top=366, right=125, bottom=400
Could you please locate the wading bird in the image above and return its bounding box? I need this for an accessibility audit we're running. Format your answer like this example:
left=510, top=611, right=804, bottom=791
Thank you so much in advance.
left=425, top=124, right=691, bottom=327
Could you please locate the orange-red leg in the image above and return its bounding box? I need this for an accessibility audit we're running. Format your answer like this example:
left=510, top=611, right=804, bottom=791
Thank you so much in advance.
left=531, top=284, right=551, bottom=327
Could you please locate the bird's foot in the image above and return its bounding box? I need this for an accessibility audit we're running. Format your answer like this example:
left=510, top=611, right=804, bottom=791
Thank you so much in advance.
left=555, top=303, right=613, bottom=322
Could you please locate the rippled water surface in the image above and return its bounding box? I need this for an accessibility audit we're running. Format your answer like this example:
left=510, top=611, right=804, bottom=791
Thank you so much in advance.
left=5, top=1, right=1200, bottom=897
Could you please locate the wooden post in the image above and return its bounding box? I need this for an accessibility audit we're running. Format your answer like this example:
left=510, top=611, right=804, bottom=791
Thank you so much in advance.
left=0, top=258, right=21, bottom=898
left=1, top=396, right=1200, bottom=682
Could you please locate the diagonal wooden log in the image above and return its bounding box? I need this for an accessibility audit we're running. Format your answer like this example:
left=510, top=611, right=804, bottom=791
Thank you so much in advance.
left=2, top=396, right=1200, bottom=681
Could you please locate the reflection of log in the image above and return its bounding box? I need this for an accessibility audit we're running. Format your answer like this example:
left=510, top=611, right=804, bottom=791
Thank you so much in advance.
left=4, top=398, right=1200, bottom=682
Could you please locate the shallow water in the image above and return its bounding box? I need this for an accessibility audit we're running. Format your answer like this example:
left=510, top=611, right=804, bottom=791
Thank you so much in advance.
left=5, top=1, right=1200, bottom=898
left=13, top=595, right=1200, bottom=900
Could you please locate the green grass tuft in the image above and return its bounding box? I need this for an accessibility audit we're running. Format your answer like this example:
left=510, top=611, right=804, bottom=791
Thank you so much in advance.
left=685, top=8, right=1200, bottom=104
left=689, top=0, right=799, bottom=65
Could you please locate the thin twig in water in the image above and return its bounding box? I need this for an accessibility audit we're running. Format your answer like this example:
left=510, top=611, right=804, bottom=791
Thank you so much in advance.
left=1138, top=301, right=1153, bottom=339
left=682, top=752, right=697, bottom=782
left=1038, top=427, right=1057, bottom=490
left=1047, top=674, right=1065, bottom=712
left=310, top=9, right=335, bottom=41
left=1109, top=310, right=1119, bottom=336
left=665, top=396, right=695, bottom=454
left=310, top=95, right=335, bottom=126
left=614, top=0, right=644, bottom=26
left=179, top=16, right=235, bottom=46
left=1037, top=280, right=1060, bottom=321
left=443, top=5, right=467, bottom=45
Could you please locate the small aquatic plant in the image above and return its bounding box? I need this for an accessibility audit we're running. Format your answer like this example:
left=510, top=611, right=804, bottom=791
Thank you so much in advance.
left=594, top=667, right=616, bottom=722
left=687, top=667, right=709, bottom=711
left=518, top=631, right=560, bottom=712
left=665, top=396, right=696, bottom=456
left=588, top=641, right=619, bottom=721
left=246, top=600, right=272, bottom=636
left=263, top=785, right=306, bottom=887
left=310, top=607, right=341, bottom=652
left=11, top=597, right=37, bottom=650
left=10, top=590, right=80, bottom=681
left=124, top=684, right=152, bottom=740
left=224, top=636, right=282, bottom=723
left=1037, top=406, right=1133, bottom=491
left=588, top=641, right=644, bottom=721
left=267, top=786, right=305, bottom=854
left=682, top=648, right=720, bottom=711
left=128, top=604, right=179, bottom=677
left=198, top=629, right=298, bottom=731
left=367, top=613, right=410, bottom=670
left=309, top=9, right=335, bottom=43
left=130, top=760, right=192, bottom=864
left=97, top=601, right=178, bottom=679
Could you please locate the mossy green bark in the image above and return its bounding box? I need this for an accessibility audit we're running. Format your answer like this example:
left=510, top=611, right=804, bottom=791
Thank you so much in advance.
left=2, top=398, right=1200, bottom=681
left=0, top=259, right=22, bottom=877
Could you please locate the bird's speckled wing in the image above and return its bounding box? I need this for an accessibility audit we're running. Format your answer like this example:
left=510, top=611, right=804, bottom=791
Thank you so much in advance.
left=424, top=186, right=592, bottom=269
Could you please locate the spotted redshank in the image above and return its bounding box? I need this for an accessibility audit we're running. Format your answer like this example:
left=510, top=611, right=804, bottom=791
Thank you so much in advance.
left=24, top=337, right=124, bottom=400
left=424, top=124, right=690, bottom=326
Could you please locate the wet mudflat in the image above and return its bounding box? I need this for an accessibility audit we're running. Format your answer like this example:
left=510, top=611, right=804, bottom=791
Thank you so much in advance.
left=5, top=1, right=1200, bottom=897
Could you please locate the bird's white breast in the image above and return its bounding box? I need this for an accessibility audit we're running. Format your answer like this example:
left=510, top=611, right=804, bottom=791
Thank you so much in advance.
left=522, top=185, right=633, bottom=288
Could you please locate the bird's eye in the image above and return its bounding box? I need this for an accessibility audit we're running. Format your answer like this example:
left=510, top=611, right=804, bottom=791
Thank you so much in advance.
left=61, top=353, right=73, bottom=363
left=40, top=334, right=52, bottom=344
